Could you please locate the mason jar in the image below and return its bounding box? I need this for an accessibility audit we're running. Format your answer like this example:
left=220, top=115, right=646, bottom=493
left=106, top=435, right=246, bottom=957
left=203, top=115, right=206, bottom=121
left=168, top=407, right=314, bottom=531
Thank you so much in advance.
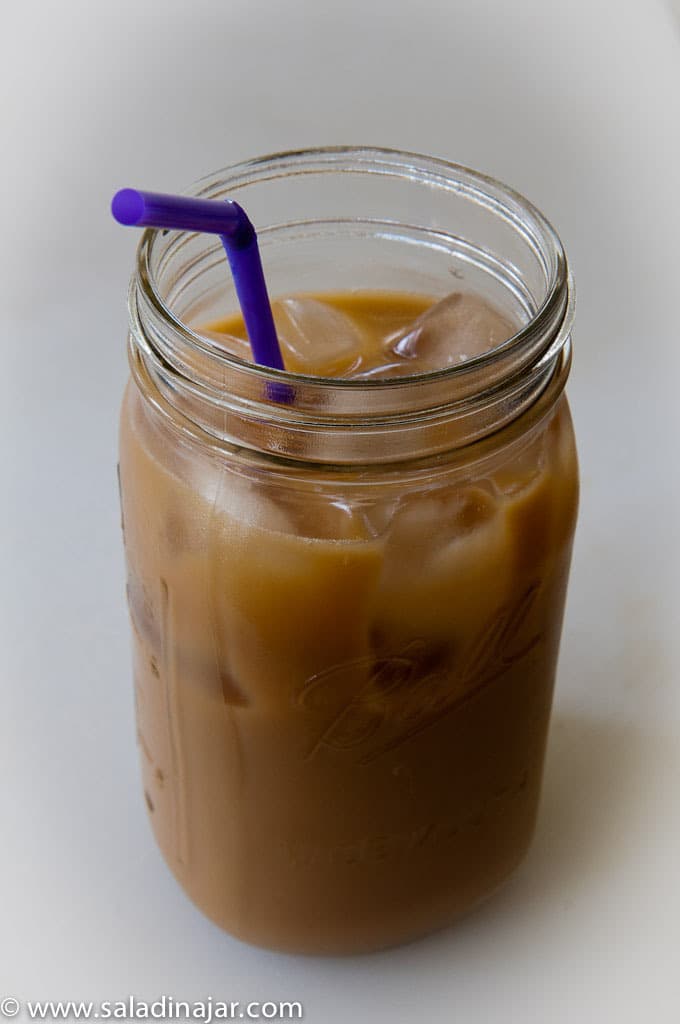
left=118, top=147, right=578, bottom=954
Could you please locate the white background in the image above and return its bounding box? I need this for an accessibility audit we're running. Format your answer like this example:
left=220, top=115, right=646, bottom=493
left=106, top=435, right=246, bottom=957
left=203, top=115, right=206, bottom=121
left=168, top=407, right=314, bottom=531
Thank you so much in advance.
left=2, top=1, right=680, bottom=1021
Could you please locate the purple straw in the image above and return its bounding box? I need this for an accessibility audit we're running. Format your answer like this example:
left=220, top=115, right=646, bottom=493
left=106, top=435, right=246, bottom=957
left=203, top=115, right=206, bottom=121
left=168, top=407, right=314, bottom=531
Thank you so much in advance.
left=111, top=188, right=285, bottom=372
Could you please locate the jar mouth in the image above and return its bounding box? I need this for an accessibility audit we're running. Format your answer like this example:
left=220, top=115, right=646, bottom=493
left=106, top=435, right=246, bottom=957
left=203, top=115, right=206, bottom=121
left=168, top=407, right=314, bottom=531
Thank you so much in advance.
left=129, top=147, right=574, bottom=464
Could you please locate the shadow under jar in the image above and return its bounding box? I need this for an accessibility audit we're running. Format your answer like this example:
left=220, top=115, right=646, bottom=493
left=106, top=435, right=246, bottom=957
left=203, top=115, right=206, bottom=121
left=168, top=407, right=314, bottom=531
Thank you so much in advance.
left=118, top=148, right=578, bottom=954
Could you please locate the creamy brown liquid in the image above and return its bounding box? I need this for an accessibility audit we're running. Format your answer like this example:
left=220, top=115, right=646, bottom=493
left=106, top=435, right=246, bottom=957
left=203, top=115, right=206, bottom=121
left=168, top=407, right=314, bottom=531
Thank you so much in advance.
left=119, top=291, right=578, bottom=953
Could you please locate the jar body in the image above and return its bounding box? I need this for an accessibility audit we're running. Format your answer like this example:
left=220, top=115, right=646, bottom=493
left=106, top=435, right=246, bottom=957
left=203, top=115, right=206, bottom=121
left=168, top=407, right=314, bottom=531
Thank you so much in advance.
left=119, top=380, right=578, bottom=953
left=119, top=148, right=578, bottom=953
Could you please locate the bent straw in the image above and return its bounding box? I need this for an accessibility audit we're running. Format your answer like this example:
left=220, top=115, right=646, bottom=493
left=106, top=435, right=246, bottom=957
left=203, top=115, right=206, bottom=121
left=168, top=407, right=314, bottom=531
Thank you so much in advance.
left=111, top=188, right=285, bottom=371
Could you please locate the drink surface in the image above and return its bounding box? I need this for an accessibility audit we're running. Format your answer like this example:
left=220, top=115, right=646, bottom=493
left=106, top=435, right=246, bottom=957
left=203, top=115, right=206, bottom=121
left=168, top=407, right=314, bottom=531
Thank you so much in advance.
left=119, top=289, right=578, bottom=953
left=201, top=288, right=517, bottom=377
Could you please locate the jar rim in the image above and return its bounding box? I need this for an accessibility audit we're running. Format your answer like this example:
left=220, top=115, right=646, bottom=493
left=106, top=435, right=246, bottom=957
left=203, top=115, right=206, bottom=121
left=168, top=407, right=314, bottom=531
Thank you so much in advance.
left=128, top=147, right=574, bottom=465
left=136, top=146, right=571, bottom=389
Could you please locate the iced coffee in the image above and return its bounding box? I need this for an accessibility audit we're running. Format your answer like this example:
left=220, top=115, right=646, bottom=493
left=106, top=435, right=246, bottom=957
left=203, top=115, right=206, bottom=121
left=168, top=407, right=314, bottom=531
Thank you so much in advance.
left=119, top=287, right=578, bottom=953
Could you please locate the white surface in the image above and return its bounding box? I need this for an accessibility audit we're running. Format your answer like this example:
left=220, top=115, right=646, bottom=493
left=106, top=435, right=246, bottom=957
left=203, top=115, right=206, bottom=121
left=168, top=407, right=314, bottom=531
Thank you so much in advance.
left=2, top=1, right=679, bottom=1020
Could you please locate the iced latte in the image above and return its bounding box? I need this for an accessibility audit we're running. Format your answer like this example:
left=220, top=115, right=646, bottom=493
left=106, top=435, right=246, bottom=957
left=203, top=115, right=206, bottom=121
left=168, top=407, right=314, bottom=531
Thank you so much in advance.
left=119, top=280, right=578, bottom=952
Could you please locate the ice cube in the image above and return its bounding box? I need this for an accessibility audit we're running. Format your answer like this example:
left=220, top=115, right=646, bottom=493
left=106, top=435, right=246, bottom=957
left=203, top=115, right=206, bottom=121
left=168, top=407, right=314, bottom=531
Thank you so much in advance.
left=194, top=328, right=253, bottom=363
left=492, top=435, right=547, bottom=498
left=272, top=492, right=377, bottom=542
left=385, top=483, right=498, bottom=566
left=218, top=473, right=294, bottom=534
left=387, top=292, right=515, bottom=371
left=271, top=296, right=365, bottom=376
left=346, top=361, right=416, bottom=380
left=374, top=484, right=512, bottom=650
left=491, top=437, right=553, bottom=578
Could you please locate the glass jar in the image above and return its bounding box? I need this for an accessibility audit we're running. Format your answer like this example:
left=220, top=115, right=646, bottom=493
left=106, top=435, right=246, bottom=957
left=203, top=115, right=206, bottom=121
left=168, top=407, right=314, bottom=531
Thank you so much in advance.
left=118, top=147, right=578, bottom=954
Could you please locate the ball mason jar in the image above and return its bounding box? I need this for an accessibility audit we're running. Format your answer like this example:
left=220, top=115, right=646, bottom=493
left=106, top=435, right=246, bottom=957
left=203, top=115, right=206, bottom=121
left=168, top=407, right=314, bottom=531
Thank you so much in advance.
left=118, top=147, right=578, bottom=954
